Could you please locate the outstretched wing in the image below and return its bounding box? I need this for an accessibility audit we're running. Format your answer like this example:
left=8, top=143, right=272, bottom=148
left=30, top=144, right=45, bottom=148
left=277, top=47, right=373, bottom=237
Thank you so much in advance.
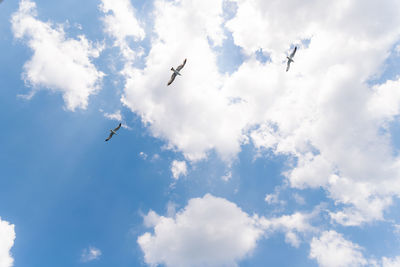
left=105, top=132, right=114, bottom=141
left=114, top=123, right=122, bottom=132
left=167, top=73, right=177, bottom=86
left=290, top=46, right=297, bottom=58
left=286, top=61, right=291, bottom=72
left=176, top=58, right=187, bottom=71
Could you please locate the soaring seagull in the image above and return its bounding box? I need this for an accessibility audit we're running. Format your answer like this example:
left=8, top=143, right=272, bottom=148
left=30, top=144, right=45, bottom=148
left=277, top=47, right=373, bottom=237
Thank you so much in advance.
left=167, top=58, right=187, bottom=86
left=286, top=46, right=297, bottom=72
left=105, top=123, right=122, bottom=142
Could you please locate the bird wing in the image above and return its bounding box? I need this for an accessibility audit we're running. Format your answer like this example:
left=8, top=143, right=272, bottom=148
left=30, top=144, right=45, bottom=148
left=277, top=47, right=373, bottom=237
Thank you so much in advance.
left=290, top=46, right=297, bottom=58
left=105, top=132, right=114, bottom=141
left=176, top=58, right=187, bottom=71
left=167, top=73, right=177, bottom=86
left=286, top=61, right=291, bottom=72
left=114, top=123, right=122, bottom=132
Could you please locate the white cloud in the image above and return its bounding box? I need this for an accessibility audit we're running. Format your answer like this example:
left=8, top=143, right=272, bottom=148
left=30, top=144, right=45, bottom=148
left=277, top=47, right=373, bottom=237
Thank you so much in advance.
left=80, top=246, right=101, bottom=262
left=111, top=0, right=400, bottom=225
left=264, top=186, right=286, bottom=206
left=11, top=0, right=104, bottom=111
left=138, top=195, right=319, bottom=266
left=0, top=218, right=15, bottom=267
left=265, top=192, right=280, bottom=205
left=143, top=210, right=161, bottom=228
left=120, top=0, right=243, bottom=162
left=138, top=194, right=264, bottom=267
left=260, top=211, right=317, bottom=248
left=99, top=0, right=145, bottom=60
left=309, top=230, right=368, bottom=267
left=103, top=110, right=122, bottom=121
left=382, top=256, right=400, bottom=267
left=171, top=160, right=188, bottom=180
left=225, top=0, right=400, bottom=226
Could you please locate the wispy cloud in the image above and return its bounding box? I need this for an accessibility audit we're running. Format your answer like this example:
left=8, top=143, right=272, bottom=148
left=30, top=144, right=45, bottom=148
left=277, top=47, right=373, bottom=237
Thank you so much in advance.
left=80, top=246, right=102, bottom=262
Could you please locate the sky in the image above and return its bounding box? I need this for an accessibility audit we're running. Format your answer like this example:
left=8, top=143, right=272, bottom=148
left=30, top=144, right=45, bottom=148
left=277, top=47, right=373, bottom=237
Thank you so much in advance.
left=1, top=0, right=400, bottom=266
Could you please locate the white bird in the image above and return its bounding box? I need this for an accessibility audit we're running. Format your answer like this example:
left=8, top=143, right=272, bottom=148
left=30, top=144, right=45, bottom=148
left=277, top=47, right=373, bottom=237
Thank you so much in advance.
left=167, top=58, right=187, bottom=86
left=105, top=123, right=122, bottom=142
left=286, top=46, right=297, bottom=72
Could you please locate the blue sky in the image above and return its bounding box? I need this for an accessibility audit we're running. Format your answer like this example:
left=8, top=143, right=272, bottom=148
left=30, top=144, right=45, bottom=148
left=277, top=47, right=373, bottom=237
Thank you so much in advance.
left=1, top=0, right=400, bottom=266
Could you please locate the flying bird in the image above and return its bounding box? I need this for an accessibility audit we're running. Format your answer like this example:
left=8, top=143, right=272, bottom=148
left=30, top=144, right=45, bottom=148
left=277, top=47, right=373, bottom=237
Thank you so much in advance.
left=167, top=58, right=187, bottom=86
left=105, top=123, right=122, bottom=142
left=286, top=46, right=297, bottom=72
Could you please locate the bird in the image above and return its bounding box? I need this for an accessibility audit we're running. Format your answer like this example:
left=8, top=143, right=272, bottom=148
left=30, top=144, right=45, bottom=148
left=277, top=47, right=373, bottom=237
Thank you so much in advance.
left=286, top=46, right=297, bottom=72
left=105, top=123, right=122, bottom=142
left=167, top=58, right=187, bottom=86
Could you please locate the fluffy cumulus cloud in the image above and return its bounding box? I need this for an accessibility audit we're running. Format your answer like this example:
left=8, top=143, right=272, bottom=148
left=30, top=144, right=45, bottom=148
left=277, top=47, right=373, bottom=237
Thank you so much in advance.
left=0, top=218, right=15, bottom=267
left=138, top=194, right=318, bottom=266
left=11, top=0, right=104, bottom=111
left=138, top=194, right=264, bottom=267
left=225, top=0, right=400, bottom=226
left=170, top=160, right=188, bottom=180
left=120, top=0, right=245, bottom=162
left=104, top=0, right=400, bottom=225
left=309, top=230, right=368, bottom=267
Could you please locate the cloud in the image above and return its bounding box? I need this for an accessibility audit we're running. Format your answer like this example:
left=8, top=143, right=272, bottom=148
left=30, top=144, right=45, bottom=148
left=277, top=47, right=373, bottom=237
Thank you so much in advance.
left=120, top=0, right=244, bottom=162
left=99, top=0, right=145, bottom=61
left=138, top=194, right=318, bottom=266
left=103, top=110, right=122, bottom=121
left=0, top=218, right=15, bottom=267
left=80, top=246, right=101, bottom=262
left=138, top=194, right=264, bottom=267
left=309, top=230, right=368, bottom=267
left=11, top=0, right=104, bottom=111
left=260, top=210, right=317, bottom=248
left=264, top=186, right=287, bottom=206
left=309, top=230, right=400, bottom=267
left=382, top=256, right=400, bottom=267
left=170, top=160, right=188, bottom=180
left=225, top=0, right=400, bottom=226
left=108, top=0, right=400, bottom=225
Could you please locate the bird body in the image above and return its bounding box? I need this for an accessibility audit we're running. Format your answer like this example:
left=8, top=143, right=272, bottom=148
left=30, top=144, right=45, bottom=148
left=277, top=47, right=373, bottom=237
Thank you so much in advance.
left=105, top=123, right=122, bottom=142
left=168, top=58, right=187, bottom=86
left=171, top=67, right=182, bottom=76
